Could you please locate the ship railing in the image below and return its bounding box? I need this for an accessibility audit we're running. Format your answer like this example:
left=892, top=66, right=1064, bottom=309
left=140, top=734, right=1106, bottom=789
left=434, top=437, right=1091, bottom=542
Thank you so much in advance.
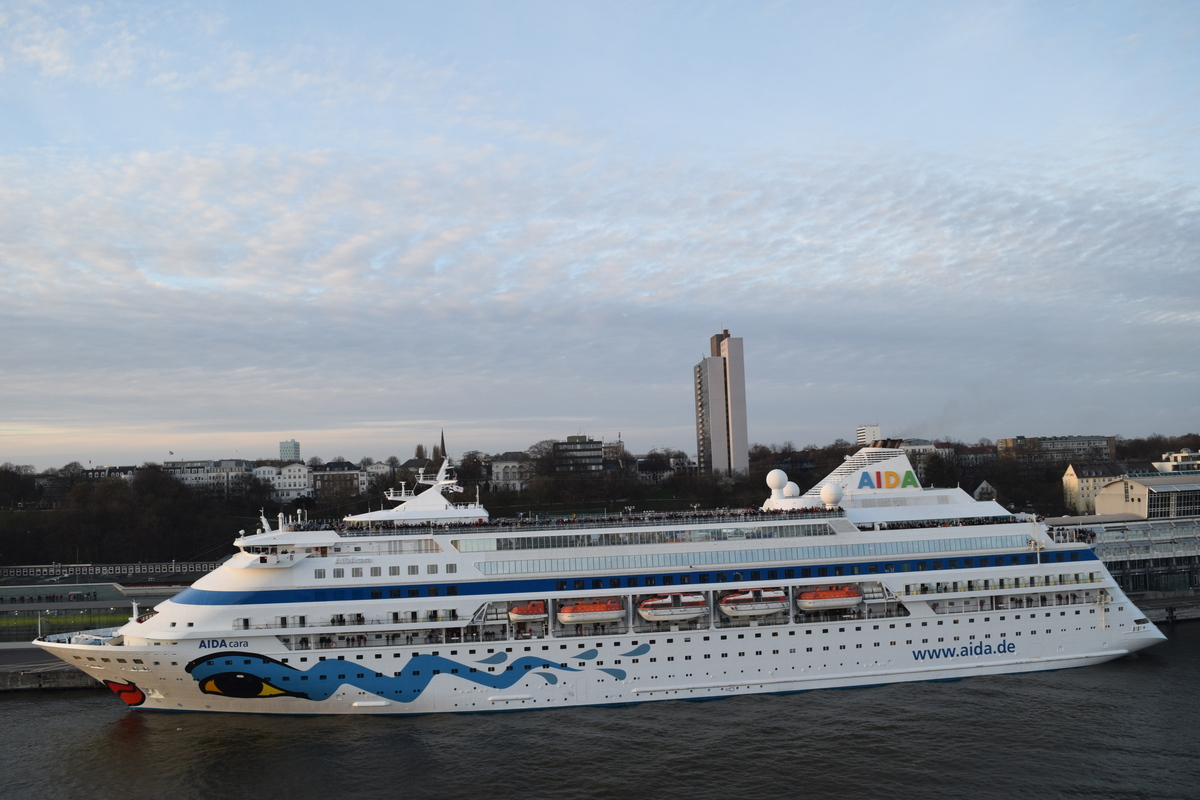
left=338, top=507, right=846, bottom=538
left=900, top=575, right=1103, bottom=597
left=794, top=607, right=908, bottom=623
left=37, top=626, right=124, bottom=645
left=276, top=628, right=550, bottom=651
left=270, top=609, right=918, bottom=651
left=924, top=592, right=1100, bottom=615
left=252, top=615, right=465, bottom=631
left=856, top=516, right=1027, bottom=533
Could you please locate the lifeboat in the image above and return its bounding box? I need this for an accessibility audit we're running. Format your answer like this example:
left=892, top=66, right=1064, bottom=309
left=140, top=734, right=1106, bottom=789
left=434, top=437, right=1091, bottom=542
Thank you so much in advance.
left=796, top=586, right=863, bottom=611
left=636, top=593, right=708, bottom=622
left=557, top=599, right=625, bottom=625
left=718, top=589, right=789, bottom=617
left=508, top=600, right=548, bottom=622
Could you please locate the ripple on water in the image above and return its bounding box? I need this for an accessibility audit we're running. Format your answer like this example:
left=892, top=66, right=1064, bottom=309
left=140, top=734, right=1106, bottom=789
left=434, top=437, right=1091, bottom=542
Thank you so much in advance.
left=3, top=626, right=1199, bottom=800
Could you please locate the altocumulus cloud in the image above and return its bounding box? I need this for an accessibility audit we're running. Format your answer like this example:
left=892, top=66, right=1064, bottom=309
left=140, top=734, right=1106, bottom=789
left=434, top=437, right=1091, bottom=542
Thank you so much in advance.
left=1, top=1, right=1199, bottom=466
left=1, top=142, right=1197, bottom=465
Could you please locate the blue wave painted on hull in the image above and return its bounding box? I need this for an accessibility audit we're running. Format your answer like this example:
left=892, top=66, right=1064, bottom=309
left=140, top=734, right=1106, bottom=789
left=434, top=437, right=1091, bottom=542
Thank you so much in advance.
left=186, top=651, right=582, bottom=704
left=477, top=652, right=509, bottom=664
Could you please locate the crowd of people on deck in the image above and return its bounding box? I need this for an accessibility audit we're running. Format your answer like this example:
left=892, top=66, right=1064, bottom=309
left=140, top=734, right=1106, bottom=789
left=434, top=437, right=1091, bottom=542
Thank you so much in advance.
left=5, top=591, right=98, bottom=604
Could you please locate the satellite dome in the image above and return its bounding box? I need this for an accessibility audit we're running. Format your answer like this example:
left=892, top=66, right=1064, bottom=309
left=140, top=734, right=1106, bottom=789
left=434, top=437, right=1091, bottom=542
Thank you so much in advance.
left=820, top=483, right=844, bottom=507
left=784, top=482, right=800, bottom=497
left=766, top=470, right=788, bottom=499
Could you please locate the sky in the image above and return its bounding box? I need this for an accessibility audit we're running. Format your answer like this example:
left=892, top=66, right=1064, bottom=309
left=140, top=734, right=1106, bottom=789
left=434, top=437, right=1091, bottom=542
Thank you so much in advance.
left=1, top=0, right=1198, bottom=471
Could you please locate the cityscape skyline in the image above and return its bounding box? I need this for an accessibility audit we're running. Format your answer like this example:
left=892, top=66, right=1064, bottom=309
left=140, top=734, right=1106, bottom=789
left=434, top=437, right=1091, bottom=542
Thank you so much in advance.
left=2, top=3, right=1197, bottom=471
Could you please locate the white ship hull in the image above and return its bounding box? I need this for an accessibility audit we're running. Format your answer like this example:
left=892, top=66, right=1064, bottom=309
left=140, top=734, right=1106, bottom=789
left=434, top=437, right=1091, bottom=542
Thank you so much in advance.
left=35, top=447, right=1166, bottom=715
left=36, top=601, right=1161, bottom=715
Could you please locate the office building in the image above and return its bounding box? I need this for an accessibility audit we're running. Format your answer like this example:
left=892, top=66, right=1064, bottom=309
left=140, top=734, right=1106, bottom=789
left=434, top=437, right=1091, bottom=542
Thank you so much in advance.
left=694, top=329, right=749, bottom=475
left=280, top=439, right=301, bottom=462
left=856, top=424, right=882, bottom=446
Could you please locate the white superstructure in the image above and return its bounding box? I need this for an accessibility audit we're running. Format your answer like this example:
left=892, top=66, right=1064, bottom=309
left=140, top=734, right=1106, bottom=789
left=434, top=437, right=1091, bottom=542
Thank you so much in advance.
left=343, top=458, right=488, bottom=527
left=36, top=448, right=1163, bottom=715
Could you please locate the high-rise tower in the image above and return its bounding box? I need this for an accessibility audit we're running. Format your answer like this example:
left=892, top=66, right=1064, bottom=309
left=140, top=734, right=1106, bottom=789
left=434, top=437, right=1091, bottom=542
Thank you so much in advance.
left=694, top=330, right=749, bottom=474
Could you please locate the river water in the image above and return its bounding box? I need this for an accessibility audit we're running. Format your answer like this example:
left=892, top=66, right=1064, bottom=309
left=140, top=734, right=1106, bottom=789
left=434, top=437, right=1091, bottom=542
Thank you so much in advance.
left=5, top=623, right=1199, bottom=800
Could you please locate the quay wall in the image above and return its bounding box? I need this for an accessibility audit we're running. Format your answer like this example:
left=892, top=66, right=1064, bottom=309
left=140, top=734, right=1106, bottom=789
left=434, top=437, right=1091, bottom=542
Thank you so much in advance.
left=0, top=667, right=102, bottom=693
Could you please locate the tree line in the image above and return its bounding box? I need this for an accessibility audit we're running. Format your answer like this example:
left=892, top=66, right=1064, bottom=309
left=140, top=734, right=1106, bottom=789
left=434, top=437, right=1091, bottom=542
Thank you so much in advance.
left=2, top=431, right=1197, bottom=566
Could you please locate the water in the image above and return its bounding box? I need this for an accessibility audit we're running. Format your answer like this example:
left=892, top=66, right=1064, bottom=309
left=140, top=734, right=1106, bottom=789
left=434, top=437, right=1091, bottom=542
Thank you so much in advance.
left=5, top=624, right=1200, bottom=800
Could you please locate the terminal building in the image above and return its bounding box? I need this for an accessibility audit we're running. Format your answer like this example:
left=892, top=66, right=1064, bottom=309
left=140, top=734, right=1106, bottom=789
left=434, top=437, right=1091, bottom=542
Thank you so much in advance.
left=1051, top=471, right=1200, bottom=613
left=1095, top=474, right=1200, bottom=520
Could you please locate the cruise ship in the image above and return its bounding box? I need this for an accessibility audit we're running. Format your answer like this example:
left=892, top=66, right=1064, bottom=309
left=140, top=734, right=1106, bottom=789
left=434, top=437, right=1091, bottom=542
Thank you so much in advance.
left=35, top=448, right=1165, bottom=714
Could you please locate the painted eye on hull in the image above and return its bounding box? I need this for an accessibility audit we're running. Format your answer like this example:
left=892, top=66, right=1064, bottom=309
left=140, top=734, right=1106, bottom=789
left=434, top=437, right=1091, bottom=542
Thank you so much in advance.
left=199, top=671, right=298, bottom=699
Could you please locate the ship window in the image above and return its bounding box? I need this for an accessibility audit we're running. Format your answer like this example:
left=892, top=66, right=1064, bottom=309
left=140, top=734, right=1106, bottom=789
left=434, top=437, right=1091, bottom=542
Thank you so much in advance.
left=627, top=578, right=639, bottom=587
left=680, top=575, right=691, bottom=584
left=314, top=569, right=326, bottom=579
left=408, top=565, right=419, bottom=575
left=750, top=572, right=760, bottom=580
left=699, top=574, right=710, bottom=583
left=818, top=568, right=828, bottom=577
left=768, top=570, right=777, bottom=580
left=609, top=579, right=620, bottom=588
left=716, top=573, right=726, bottom=582
left=427, top=565, right=438, bottom=575
left=333, top=568, right=344, bottom=578
left=645, top=577, right=657, bottom=586
left=389, top=566, right=400, bottom=576
left=447, top=586, right=457, bottom=596
left=370, top=567, right=381, bottom=577
left=408, top=589, right=418, bottom=597
left=446, top=564, right=457, bottom=574
left=784, top=570, right=794, bottom=579
left=801, top=569, right=811, bottom=578
left=592, top=580, right=602, bottom=589
left=557, top=581, right=567, bottom=590
left=370, top=590, right=382, bottom=599
left=389, top=589, right=401, bottom=598
left=662, top=576, right=673, bottom=585
left=352, top=568, right=363, bottom=578
left=574, top=580, right=585, bottom=590
left=429, top=587, right=439, bottom=597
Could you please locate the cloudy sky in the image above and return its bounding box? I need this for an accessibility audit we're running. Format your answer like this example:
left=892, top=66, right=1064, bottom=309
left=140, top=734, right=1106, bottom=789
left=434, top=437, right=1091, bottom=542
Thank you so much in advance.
left=1, top=1, right=1197, bottom=470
